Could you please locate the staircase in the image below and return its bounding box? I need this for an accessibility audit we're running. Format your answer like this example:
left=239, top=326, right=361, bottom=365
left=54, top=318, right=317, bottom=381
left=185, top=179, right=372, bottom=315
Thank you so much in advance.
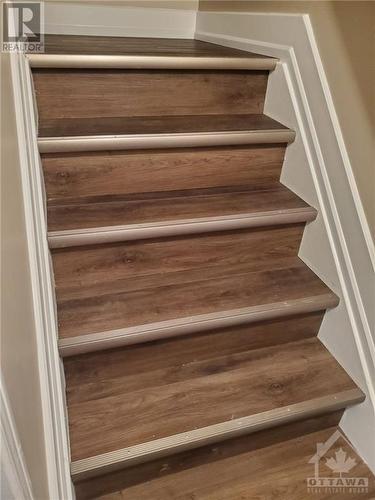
left=29, top=36, right=368, bottom=499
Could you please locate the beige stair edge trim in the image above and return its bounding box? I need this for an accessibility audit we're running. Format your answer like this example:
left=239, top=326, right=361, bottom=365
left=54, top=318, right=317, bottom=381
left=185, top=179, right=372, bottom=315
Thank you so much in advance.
left=27, top=54, right=278, bottom=70
left=48, top=207, right=317, bottom=249
left=59, top=294, right=338, bottom=357
left=71, top=388, right=364, bottom=481
left=38, top=129, right=295, bottom=153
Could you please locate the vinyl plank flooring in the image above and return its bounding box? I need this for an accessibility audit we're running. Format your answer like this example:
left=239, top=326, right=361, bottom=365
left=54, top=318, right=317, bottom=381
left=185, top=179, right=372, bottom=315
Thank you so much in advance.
left=47, top=185, right=308, bottom=231
left=56, top=260, right=335, bottom=338
left=73, top=414, right=343, bottom=499
left=52, top=224, right=305, bottom=300
left=42, top=145, right=286, bottom=205
left=64, top=312, right=324, bottom=406
left=38, top=113, right=287, bottom=138
left=41, top=35, right=273, bottom=59
left=74, top=423, right=374, bottom=500
left=33, top=69, right=268, bottom=120
left=65, top=337, right=359, bottom=461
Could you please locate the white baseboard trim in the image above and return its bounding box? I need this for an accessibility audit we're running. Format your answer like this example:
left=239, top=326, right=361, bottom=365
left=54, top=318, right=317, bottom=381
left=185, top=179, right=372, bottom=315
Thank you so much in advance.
left=0, top=377, right=34, bottom=500
left=44, top=3, right=197, bottom=38
left=10, top=52, right=73, bottom=499
left=195, top=11, right=375, bottom=470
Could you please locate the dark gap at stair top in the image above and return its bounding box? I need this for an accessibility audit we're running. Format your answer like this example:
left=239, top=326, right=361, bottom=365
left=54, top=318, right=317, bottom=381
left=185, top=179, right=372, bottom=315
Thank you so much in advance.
left=40, top=35, right=273, bottom=59
left=38, top=113, right=288, bottom=138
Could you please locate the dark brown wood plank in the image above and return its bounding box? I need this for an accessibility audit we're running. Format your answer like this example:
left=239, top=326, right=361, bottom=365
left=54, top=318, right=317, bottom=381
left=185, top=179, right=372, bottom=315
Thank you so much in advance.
left=41, top=35, right=272, bottom=59
left=64, top=312, right=324, bottom=406
left=38, top=113, right=287, bottom=138
left=42, top=144, right=286, bottom=206
left=57, top=259, right=335, bottom=339
left=33, top=69, right=268, bottom=121
left=52, top=225, right=305, bottom=301
left=65, top=337, right=358, bottom=461
left=47, top=185, right=307, bottom=231
left=74, top=412, right=343, bottom=497
left=74, top=421, right=375, bottom=500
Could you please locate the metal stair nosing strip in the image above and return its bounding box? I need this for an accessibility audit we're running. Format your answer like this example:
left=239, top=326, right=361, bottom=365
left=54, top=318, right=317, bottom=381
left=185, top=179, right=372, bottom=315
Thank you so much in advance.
left=37, top=129, right=296, bottom=154
left=27, top=54, right=278, bottom=71
left=70, top=388, right=364, bottom=481
left=58, top=294, right=339, bottom=357
left=48, top=207, right=317, bottom=249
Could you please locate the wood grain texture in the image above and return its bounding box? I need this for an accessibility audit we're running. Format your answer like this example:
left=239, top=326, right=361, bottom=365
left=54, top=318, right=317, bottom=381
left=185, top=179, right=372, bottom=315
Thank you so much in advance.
left=64, top=312, right=324, bottom=406
left=33, top=35, right=364, bottom=499
left=33, top=69, right=268, bottom=121
left=69, top=389, right=364, bottom=480
left=47, top=185, right=308, bottom=232
left=42, top=145, right=286, bottom=205
left=52, top=225, right=305, bottom=300
left=56, top=259, right=335, bottom=339
left=74, top=421, right=374, bottom=499
left=41, top=35, right=272, bottom=58
left=37, top=113, right=287, bottom=138
left=64, top=337, right=358, bottom=461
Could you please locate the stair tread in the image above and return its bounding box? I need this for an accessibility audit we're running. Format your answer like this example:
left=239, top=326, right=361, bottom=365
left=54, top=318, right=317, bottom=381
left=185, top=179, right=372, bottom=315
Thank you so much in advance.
left=38, top=113, right=288, bottom=138
left=48, top=185, right=312, bottom=231
left=65, top=337, right=360, bottom=462
left=40, top=35, right=274, bottom=59
left=74, top=424, right=374, bottom=499
left=57, top=259, right=336, bottom=339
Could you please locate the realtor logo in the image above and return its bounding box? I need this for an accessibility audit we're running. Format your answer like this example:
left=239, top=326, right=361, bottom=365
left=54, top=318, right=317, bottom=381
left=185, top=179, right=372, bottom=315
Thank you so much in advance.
left=307, top=429, right=369, bottom=495
left=2, top=2, right=44, bottom=52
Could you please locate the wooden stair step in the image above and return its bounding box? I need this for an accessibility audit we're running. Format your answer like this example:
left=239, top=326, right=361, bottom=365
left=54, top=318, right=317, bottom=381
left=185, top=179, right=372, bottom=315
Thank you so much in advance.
left=38, top=113, right=289, bottom=138
left=57, top=259, right=338, bottom=355
left=35, top=35, right=274, bottom=57
left=47, top=185, right=316, bottom=244
left=37, top=114, right=295, bottom=153
left=74, top=419, right=374, bottom=499
left=32, top=68, right=269, bottom=121
left=42, top=145, right=288, bottom=206
left=64, top=336, right=364, bottom=479
left=64, top=313, right=326, bottom=407
left=52, top=223, right=308, bottom=299
left=56, top=258, right=334, bottom=334
left=29, top=35, right=277, bottom=70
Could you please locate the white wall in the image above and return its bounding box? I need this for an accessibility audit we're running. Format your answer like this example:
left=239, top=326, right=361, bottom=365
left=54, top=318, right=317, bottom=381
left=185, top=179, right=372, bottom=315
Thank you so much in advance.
left=1, top=53, right=50, bottom=500
left=44, top=1, right=198, bottom=38
left=195, top=11, right=375, bottom=472
left=199, top=0, right=375, bottom=239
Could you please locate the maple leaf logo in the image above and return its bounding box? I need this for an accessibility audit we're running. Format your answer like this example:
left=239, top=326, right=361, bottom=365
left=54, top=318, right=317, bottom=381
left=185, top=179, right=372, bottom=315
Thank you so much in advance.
left=325, top=448, right=357, bottom=477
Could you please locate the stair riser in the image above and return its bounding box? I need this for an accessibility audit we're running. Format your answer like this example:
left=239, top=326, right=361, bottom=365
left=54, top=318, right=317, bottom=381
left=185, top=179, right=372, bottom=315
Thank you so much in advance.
left=33, top=69, right=269, bottom=123
left=52, top=225, right=305, bottom=301
left=42, top=145, right=286, bottom=205
left=64, top=312, right=324, bottom=405
left=74, top=411, right=343, bottom=496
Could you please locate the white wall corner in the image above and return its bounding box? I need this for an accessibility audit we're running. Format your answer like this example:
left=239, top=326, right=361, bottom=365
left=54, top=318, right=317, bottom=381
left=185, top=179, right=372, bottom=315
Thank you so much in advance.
left=9, top=52, right=74, bottom=499
left=195, top=10, right=375, bottom=472
left=1, top=377, right=34, bottom=500
left=44, top=2, right=198, bottom=38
